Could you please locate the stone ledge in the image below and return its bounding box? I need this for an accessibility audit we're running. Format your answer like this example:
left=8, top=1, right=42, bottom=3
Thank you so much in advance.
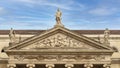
left=111, top=59, right=120, bottom=64
left=0, top=59, right=8, bottom=64
left=111, top=52, right=120, bottom=59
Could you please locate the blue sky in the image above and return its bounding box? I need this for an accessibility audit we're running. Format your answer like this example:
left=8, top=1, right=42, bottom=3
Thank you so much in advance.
left=0, top=0, right=120, bottom=30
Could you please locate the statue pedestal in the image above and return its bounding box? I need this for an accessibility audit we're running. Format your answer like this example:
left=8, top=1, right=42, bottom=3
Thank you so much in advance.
left=54, top=21, right=64, bottom=28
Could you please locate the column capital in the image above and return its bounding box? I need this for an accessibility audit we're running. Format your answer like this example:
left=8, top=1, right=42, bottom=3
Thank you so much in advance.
left=84, top=63, right=93, bottom=68
left=7, top=64, right=16, bottom=68
left=26, top=64, right=35, bottom=68
left=65, top=64, right=74, bottom=68
left=103, top=64, right=111, bottom=68
left=46, top=64, right=55, bottom=68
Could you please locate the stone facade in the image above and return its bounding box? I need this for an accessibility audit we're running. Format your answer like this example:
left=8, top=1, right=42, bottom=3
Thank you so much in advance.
left=0, top=9, right=120, bottom=68
left=0, top=28, right=120, bottom=68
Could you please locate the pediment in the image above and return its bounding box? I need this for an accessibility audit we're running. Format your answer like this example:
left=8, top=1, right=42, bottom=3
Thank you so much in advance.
left=6, top=27, right=113, bottom=51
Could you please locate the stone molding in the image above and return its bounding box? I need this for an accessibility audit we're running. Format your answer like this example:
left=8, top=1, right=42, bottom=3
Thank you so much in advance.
left=0, top=59, right=8, bottom=64
left=111, top=59, right=120, bottom=64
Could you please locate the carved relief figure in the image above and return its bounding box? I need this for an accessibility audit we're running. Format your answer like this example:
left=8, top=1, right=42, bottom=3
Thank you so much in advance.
left=22, top=33, right=94, bottom=49
left=26, top=33, right=87, bottom=49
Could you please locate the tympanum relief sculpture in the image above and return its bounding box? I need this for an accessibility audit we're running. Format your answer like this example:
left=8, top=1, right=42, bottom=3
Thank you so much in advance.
left=22, top=33, right=94, bottom=49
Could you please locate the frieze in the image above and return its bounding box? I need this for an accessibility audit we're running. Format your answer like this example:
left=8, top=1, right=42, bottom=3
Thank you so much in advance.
left=14, top=55, right=24, bottom=61
left=14, top=55, right=106, bottom=61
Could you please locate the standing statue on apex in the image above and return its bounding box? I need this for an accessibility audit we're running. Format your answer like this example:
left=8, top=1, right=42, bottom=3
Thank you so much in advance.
left=56, top=8, right=62, bottom=25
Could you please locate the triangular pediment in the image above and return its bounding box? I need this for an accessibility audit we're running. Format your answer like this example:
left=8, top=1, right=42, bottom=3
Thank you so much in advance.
left=6, top=27, right=113, bottom=51
left=6, top=27, right=112, bottom=50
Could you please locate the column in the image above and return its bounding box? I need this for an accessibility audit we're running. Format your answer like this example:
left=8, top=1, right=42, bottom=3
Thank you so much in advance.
left=65, top=64, right=74, bottom=68
left=84, top=63, right=93, bottom=68
left=7, top=64, right=16, bottom=68
left=26, top=64, right=35, bottom=68
left=103, top=64, right=111, bottom=68
left=46, top=64, right=55, bottom=68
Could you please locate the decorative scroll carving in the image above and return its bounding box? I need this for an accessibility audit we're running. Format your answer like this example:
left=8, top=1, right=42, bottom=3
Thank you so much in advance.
left=37, top=55, right=57, bottom=61
left=61, top=55, right=77, bottom=61
left=14, top=55, right=24, bottom=61
left=94, top=55, right=105, bottom=61
left=36, top=55, right=45, bottom=61
left=78, top=55, right=105, bottom=61
left=23, top=33, right=93, bottom=49
left=14, top=55, right=106, bottom=62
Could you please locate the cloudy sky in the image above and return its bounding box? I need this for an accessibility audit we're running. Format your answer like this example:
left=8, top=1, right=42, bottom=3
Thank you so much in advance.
left=0, top=0, right=120, bottom=30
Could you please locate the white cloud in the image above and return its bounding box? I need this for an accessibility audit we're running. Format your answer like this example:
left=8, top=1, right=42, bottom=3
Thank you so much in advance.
left=0, top=7, right=3, bottom=11
left=0, top=7, right=5, bottom=14
left=0, top=21, right=29, bottom=26
left=10, top=0, right=85, bottom=11
left=10, top=0, right=70, bottom=10
left=40, top=1, right=85, bottom=11
left=0, top=17, right=5, bottom=21
left=89, top=7, right=117, bottom=16
left=14, top=16, right=36, bottom=19
left=11, top=0, right=35, bottom=4
left=41, top=3, right=71, bottom=10
left=0, top=19, right=55, bottom=29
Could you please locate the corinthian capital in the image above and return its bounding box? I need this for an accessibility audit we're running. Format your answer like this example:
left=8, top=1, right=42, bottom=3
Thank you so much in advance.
left=26, top=64, right=35, bottom=68
left=46, top=64, right=55, bottom=68
left=103, top=64, right=110, bottom=68
left=65, top=64, right=74, bottom=68
left=7, top=64, right=16, bottom=68
left=84, top=63, right=93, bottom=68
